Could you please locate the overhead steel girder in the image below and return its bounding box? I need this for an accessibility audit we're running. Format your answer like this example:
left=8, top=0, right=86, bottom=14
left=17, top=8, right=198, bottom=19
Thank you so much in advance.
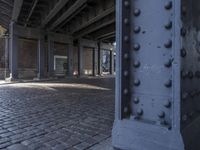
left=41, top=0, right=70, bottom=28
left=112, top=0, right=200, bottom=150
left=12, top=0, right=23, bottom=22
left=49, top=0, right=87, bottom=30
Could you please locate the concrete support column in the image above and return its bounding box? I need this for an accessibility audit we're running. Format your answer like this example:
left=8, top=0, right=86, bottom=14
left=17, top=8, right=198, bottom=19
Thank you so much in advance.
left=9, top=22, right=18, bottom=80
left=48, top=35, right=54, bottom=77
left=67, top=44, right=74, bottom=76
left=37, top=34, right=45, bottom=79
left=78, top=41, right=84, bottom=76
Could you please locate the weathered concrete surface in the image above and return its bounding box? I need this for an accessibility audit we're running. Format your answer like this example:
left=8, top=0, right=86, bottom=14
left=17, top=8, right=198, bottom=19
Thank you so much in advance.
left=0, top=77, right=115, bottom=150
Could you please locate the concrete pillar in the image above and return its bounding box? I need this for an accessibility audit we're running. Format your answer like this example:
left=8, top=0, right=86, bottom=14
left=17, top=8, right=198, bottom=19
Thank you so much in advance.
left=48, top=35, right=54, bottom=77
left=67, top=44, right=73, bottom=76
left=9, top=22, right=18, bottom=80
left=78, top=41, right=84, bottom=76
left=37, top=34, right=45, bottom=79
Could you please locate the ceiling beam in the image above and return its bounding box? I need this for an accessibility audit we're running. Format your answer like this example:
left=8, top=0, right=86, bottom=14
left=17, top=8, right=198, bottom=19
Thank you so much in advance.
left=41, top=0, right=70, bottom=28
left=24, top=0, right=39, bottom=27
left=55, top=4, right=88, bottom=32
left=72, top=6, right=115, bottom=33
left=74, top=19, right=115, bottom=39
left=12, top=0, right=23, bottom=22
left=49, top=0, right=87, bottom=30
left=96, top=31, right=115, bottom=40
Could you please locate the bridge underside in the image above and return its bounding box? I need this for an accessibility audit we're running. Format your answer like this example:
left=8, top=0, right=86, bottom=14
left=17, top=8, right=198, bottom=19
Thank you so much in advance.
left=0, top=0, right=200, bottom=150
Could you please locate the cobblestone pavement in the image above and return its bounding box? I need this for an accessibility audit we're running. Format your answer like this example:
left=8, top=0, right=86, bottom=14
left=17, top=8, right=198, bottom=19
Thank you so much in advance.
left=0, top=77, right=115, bottom=150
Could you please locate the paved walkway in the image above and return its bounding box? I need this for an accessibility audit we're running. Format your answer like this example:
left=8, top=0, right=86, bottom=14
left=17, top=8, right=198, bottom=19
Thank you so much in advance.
left=0, top=77, right=115, bottom=150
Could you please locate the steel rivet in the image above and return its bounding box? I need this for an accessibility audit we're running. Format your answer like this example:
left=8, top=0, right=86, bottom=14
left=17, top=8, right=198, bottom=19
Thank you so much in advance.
left=134, top=9, right=141, bottom=16
left=124, top=18, right=129, bottom=25
left=165, top=80, right=172, bottom=88
left=164, top=100, right=171, bottom=108
left=123, top=89, right=129, bottom=95
left=124, top=36, right=129, bottom=42
left=181, top=48, right=187, bottom=57
left=133, top=61, right=141, bottom=68
left=158, top=111, right=165, bottom=118
left=134, top=26, right=141, bottom=33
left=165, top=21, right=172, bottom=30
left=165, top=1, right=172, bottom=10
left=124, top=71, right=129, bottom=77
left=134, top=97, right=140, bottom=104
left=181, top=28, right=187, bottom=37
left=133, top=43, right=140, bottom=51
left=124, top=1, right=130, bottom=7
left=124, top=53, right=129, bottom=59
left=134, top=79, right=140, bottom=86
left=137, top=109, right=143, bottom=116
left=124, top=107, right=128, bottom=113
left=188, top=71, right=194, bottom=79
left=181, top=92, right=188, bottom=101
left=164, top=59, right=172, bottom=68
left=164, top=40, right=172, bottom=48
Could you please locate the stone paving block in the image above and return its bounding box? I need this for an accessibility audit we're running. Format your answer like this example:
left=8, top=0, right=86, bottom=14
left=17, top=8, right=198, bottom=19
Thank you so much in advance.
left=74, top=142, right=91, bottom=150
left=7, top=144, right=28, bottom=150
left=0, top=78, right=115, bottom=149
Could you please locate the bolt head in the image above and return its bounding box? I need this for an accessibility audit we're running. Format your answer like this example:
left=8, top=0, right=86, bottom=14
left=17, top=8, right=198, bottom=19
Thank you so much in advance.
left=165, top=80, right=172, bottom=88
left=158, top=111, right=165, bottom=118
left=165, top=1, right=173, bottom=10
left=134, top=97, right=140, bottom=104
left=133, top=61, right=141, bottom=68
left=134, top=9, right=141, bottom=16
left=133, top=43, right=140, bottom=51
left=165, top=21, right=172, bottom=30
left=164, top=40, right=172, bottom=48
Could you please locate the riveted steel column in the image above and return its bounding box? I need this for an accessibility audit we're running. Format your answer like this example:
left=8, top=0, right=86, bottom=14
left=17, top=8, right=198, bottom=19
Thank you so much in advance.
left=112, top=0, right=185, bottom=150
left=9, top=21, right=18, bottom=80
left=67, top=44, right=74, bottom=77
left=78, top=40, right=84, bottom=76
left=180, top=1, right=200, bottom=150
left=48, top=34, right=54, bottom=77
left=97, top=42, right=103, bottom=75
left=37, top=33, right=45, bottom=79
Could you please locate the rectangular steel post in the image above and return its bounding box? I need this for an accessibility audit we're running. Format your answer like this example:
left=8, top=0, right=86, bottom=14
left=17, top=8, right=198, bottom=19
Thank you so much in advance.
left=97, top=42, right=103, bottom=75
left=4, top=35, right=9, bottom=79
left=112, top=0, right=186, bottom=150
left=48, top=34, right=54, bottom=77
left=67, top=44, right=74, bottom=77
left=9, top=21, right=18, bottom=80
left=37, top=33, right=45, bottom=79
left=78, top=40, right=84, bottom=76
left=110, top=50, right=114, bottom=75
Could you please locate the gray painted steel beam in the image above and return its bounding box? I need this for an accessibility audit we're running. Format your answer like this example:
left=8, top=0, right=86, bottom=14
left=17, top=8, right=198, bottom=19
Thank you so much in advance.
left=48, top=34, right=54, bottom=77
left=37, top=33, right=45, bottom=79
left=67, top=44, right=74, bottom=77
left=12, top=0, right=23, bottom=22
left=41, top=0, right=70, bottom=28
left=74, top=19, right=115, bottom=39
left=24, top=0, right=39, bottom=27
left=72, top=7, right=115, bottom=33
left=9, top=22, right=18, bottom=79
left=49, top=0, right=87, bottom=30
